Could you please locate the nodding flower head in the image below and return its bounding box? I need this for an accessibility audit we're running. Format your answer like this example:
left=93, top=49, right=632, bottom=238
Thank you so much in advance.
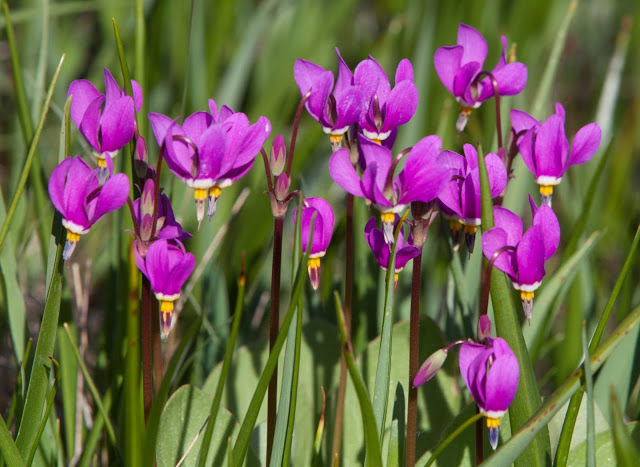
left=149, top=100, right=271, bottom=228
left=68, top=68, right=142, bottom=181
left=511, top=103, right=601, bottom=207
left=293, top=197, right=335, bottom=291
left=482, top=195, right=560, bottom=319
left=134, top=239, right=195, bottom=340
left=48, top=156, right=129, bottom=261
left=294, top=48, right=366, bottom=151
left=364, top=216, right=420, bottom=290
left=437, top=143, right=507, bottom=253
left=459, top=337, right=519, bottom=450
left=353, top=55, right=418, bottom=146
left=330, top=134, right=451, bottom=243
left=434, top=23, right=527, bottom=131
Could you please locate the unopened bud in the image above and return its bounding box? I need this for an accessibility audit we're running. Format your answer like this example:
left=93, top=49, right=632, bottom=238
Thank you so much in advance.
left=477, top=315, right=492, bottom=342
left=134, top=136, right=149, bottom=179
left=275, top=173, right=290, bottom=201
left=413, top=348, right=448, bottom=387
left=141, top=179, right=155, bottom=218
left=270, top=134, right=286, bottom=176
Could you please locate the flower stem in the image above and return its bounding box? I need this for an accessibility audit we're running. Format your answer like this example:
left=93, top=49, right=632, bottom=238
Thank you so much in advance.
left=331, top=192, right=354, bottom=462
left=406, top=251, right=422, bottom=467
left=475, top=405, right=484, bottom=465
left=267, top=216, right=284, bottom=464
left=141, top=276, right=153, bottom=422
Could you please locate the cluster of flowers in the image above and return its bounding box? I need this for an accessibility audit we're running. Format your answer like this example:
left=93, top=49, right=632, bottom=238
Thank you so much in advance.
left=48, top=21, right=601, bottom=446
left=49, top=69, right=271, bottom=339
left=293, top=23, right=601, bottom=447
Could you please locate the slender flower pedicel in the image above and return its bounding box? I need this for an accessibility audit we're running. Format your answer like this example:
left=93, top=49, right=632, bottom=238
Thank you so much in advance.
left=149, top=100, right=271, bottom=227
left=68, top=68, right=142, bottom=182
left=459, top=337, right=519, bottom=450
left=482, top=196, right=560, bottom=319
left=48, top=156, right=129, bottom=260
left=294, top=48, right=366, bottom=151
left=364, top=216, right=420, bottom=289
left=434, top=23, right=527, bottom=131
left=293, top=197, right=335, bottom=290
left=354, top=55, right=418, bottom=146
left=330, top=135, right=451, bottom=243
left=437, top=143, right=507, bottom=252
left=134, top=239, right=195, bottom=340
left=512, top=103, right=602, bottom=206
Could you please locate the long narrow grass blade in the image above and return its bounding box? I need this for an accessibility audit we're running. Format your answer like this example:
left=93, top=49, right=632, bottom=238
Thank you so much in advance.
left=14, top=188, right=65, bottom=459
left=334, top=291, right=383, bottom=467
left=477, top=145, right=550, bottom=465
left=372, top=211, right=406, bottom=442
left=582, top=324, right=595, bottom=467
left=198, top=274, right=246, bottom=466
left=554, top=220, right=640, bottom=466
left=482, top=304, right=640, bottom=466
left=610, top=390, right=640, bottom=465
left=134, top=0, right=146, bottom=137
left=0, top=54, right=64, bottom=256
left=231, top=216, right=315, bottom=466
left=0, top=414, right=24, bottom=467
left=62, top=324, right=115, bottom=445
left=77, top=389, right=112, bottom=467
left=311, top=388, right=326, bottom=467
left=25, top=358, right=58, bottom=466
left=419, top=412, right=483, bottom=467
left=1, top=1, right=51, bottom=262
left=386, top=420, right=400, bottom=467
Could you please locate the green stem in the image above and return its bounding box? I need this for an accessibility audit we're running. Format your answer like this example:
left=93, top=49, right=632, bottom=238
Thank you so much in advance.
left=423, top=412, right=483, bottom=467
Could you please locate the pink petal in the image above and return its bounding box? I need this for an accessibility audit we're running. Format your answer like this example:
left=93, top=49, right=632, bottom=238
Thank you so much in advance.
left=329, top=149, right=364, bottom=197
left=569, top=123, right=601, bottom=166
left=434, top=46, right=463, bottom=95
left=380, top=80, right=418, bottom=133
left=68, top=80, right=100, bottom=130
left=457, top=24, right=488, bottom=66
left=100, top=96, right=135, bottom=152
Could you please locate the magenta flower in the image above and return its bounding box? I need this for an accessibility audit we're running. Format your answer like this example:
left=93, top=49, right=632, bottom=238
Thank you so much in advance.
left=482, top=196, right=560, bottom=319
left=294, top=48, right=366, bottom=150
left=353, top=56, right=418, bottom=145
left=434, top=23, right=527, bottom=131
left=134, top=239, right=195, bottom=340
left=68, top=68, right=142, bottom=179
left=48, top=156, right=129, bottom=260
left=459, top=337, right=519, bottom=449
left=511, top=103, right=602, bottom=206
left=364, top=216, right=420, bottom=289
left=293, top=197, right=335, bottom=291
left=149, top=100, right=271, bottom=226
left=330, top=135, right=451, bottom=243
left=437, top=143, right=507, bottom=252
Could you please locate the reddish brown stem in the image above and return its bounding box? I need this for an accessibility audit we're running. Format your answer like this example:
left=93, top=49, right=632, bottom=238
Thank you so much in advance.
left=286, top=92, right=311, bottom=177
left=267, top=216, right=284, bottom=464
left=475, top=405, right=484, bottom=465
left=406, top=251, right=422, bottom=467
left=141, top=276, right=153, bottom=422
left=475, top=71, right=503, bottom=156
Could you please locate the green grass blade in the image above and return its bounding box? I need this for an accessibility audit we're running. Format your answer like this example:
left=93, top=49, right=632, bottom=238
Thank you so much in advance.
left=478, top=145, right=550, bottom=466
left=134, top=0, right=146, bottom=137
left=334, top=291, right=383, bottom=467
left=525, top=230, right=603, bottom=357
left=372, top=215, right=403, bottom=443
left=386, top=419, right=400, bottom=467
left=610, top=390, right=640, bottom=466
left=1, top=0, right=52, bottom=263
left=14, top=203, right=64, bottom=459
left=582, top=324, right=595, bottom=467
left=0, top=414, right=24, bottom=467
left=554, top=220, right=640, bottom=466
left=62, top=324, right=116, bottom=445
left=0, top=54, right=64, bottom=257
left=25, top=358, right=58, bottom=467
left=144, top=315, right=203, bottom=465
left=419, top=412, right=483, bottom=467
left=483, top=303, right=640, bottom=466
left=231, top=219, right=314, bottom=466
left=77, top=388, right=112, bottom=467
left=198, top=276, right=246, bottom=467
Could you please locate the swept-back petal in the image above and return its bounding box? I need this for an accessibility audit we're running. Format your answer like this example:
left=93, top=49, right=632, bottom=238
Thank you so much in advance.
left=484, top=340, right=519, bottom=413
left=458, top=342, right=487, bottom=396
left=304, top=197, right=335, bottom=252
left=569, top=123, right=601, bottom=166
left=90, top=173, right=130, bottom=221
left=100, top=96, right=135, bottom=152
left=335, top=48, right=354, bottom=94
left=233, top=116, right=271, bottom=169
left=354, top=58, right=383, bottom=106
left=333, top=85, right=365, bottom=129
left=518, top=128, right=538, bottom=176
left=534, top=114, right=568, bottom=178
left=103, top=68, right=121, bottom=109
left=434, top=46, right=463, bottom=95
left=477, top=63, right=528, bottom=102
left=532, top=204, right=560, bottom=259
left=493, top=206, right=523, bottom=245
left=395, top=244, right=420, bottom=271
left=79, top=96, right=105, bottom=150
left=454, top=61, right=481, bottom=99
left=195, top=124, right=227, bottom=180
left=510, top=109, right=538, bottom=135
left=148, top=112, right=175, bottom=146
left=329, top=149, right=365, bottom=197
left=183, top=111, right=214, bottom=146
left=485, top=152, right=508, bottom=197
left=516, top=225, right=546, bottom=286
left=68, top=80, right=101, bottom=130
left=131, top=80, right=143, bottom=113
left=380, top=80, right=418, bottom=133
left=458, top=24, right=488, bottom=66
left=48, top=157, right=74, bottom=216
left=460, top=169, right=481, bottom=221
left=164, top=122, right=197, bottom=180
left=295, top=60, right=333, bottom=121
left=482, top=227, right=517, bottom=279
left=395, top=58, right=414, bottom=84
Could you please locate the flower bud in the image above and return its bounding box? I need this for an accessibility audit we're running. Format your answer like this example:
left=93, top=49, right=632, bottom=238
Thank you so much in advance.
left=270, top=134, right=286, bottom=176
left=477, top=315, right=492, bottom=342
left=275, top=173, right=290, bottom=201
left=134, top=136, right=149, bottom=179
left=413, top=348, right=448, bottom=387
left=140, top=179, right=155, bottom=241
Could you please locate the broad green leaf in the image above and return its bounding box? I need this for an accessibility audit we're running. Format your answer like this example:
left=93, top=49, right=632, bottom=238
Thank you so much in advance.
left=0, top=413, right=24, bottom=467
left=610, top=393, right=640, bottom=466
left=565, top=423, right=640, bottom=467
